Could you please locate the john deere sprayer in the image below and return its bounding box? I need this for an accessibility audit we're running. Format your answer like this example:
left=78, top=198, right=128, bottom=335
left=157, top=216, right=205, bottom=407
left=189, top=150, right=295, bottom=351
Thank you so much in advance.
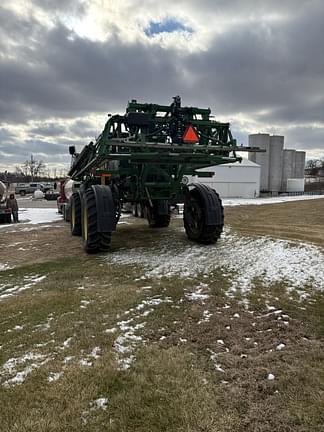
left=68, top=96, right=260, bottom=253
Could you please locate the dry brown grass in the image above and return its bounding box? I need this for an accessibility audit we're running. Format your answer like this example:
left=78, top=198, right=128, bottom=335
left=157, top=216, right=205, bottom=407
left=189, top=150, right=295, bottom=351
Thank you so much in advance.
left=225, top=198, right=324, bottom=247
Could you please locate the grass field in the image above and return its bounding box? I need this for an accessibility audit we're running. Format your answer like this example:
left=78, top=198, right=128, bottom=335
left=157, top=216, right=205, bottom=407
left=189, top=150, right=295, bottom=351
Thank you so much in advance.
left=0, top=199, right=324, bottom=431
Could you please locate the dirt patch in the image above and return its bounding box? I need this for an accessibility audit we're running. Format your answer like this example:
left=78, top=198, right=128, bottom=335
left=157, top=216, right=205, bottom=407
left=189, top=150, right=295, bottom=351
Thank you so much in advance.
left=0, top=223, right=82, bottom=267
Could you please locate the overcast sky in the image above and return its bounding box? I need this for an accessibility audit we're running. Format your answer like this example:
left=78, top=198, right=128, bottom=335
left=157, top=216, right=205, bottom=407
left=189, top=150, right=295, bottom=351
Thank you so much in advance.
left=0, top=0, right=323, bottom=172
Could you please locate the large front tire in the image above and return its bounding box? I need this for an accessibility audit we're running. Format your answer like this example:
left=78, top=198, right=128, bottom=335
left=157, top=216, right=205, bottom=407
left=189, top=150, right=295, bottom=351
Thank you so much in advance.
left=184, top=186, right=223, bottom=244
left=82, top=188, right=112, bottom=253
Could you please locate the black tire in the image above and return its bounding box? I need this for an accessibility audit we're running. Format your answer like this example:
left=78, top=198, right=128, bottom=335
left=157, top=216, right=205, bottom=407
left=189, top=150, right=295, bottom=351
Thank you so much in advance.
left=0, top=213, right=11, bottom=224
left=70, top=193, right=82, bottom=236
left=146, top=202, right=171, bottom=228
left=99, top=232, right=112, bottom=252
left=82, top=188, right=112, bottom=253
left=184, top=187, right=224, bottom=244
left=20, top=190, right=26, bottom=196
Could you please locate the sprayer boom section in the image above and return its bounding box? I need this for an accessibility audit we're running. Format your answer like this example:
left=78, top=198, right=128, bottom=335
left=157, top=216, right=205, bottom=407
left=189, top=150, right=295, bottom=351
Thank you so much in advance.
left=67, top=96, right=262, bottom=253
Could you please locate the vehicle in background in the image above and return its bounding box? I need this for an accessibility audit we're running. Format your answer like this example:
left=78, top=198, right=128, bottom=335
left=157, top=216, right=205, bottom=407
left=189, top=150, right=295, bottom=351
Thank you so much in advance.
left=0, top=181, right=11, bottom=223
left=45, top=190, right=60, bottom=201
left=15, top=182, right=44, bottom=196
left=42, top=183, right=53, bottom=192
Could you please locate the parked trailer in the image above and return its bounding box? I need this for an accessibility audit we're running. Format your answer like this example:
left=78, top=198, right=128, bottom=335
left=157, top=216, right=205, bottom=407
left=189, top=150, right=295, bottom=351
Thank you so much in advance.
left=67, top=96, right=263, bottom=253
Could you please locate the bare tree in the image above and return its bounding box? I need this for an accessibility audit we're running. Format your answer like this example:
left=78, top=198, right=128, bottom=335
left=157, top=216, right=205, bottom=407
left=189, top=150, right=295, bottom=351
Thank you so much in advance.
left=20, top=155, right=46, bottom=181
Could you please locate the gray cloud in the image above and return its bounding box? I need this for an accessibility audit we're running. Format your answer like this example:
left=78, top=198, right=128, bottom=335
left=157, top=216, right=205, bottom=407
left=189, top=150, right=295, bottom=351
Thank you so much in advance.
left=30, top=123, right=68, bottom=137
left=0, top=0, right=323, bottom=169
left=32, top=0, right=86, bottom=14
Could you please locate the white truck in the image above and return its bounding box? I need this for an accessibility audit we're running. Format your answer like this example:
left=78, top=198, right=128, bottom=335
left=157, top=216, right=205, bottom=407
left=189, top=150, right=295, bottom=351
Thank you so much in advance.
left=0, top=181, right=11, bottom=223
left=15, top=182, right=45, bottom=196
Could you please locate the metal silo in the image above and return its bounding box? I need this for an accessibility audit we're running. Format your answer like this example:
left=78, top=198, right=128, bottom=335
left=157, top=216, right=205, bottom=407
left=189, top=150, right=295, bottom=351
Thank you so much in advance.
left=282, top=149, right=296, bottom=191
left=294, top=151, right=306, bottom=178
left=248, top=134, right=270, bottom=191
left=269, top=135, right=284, bottom=192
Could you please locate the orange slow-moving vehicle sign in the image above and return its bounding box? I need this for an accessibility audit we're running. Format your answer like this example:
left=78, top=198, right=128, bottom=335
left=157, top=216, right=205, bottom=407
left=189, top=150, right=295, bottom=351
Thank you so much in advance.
left=182, top=124, right=199, bottom=143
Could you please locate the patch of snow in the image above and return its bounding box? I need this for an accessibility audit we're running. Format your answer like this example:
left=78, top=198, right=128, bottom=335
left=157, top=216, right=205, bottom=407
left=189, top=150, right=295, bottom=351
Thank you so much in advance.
left=1, top=351, right=49, bottom=387
left=186, top=290, right=209, bottom=301
left=48, top=372, right=63, bottom=382
left=91, top=397, right=109, bottom=410
left=267, top=373, right=275, bottom=381
left=198, top=310, right=212, bottom=324
left=104, top=229, right=324, bottom=300
left=90, top=347, right=101, bottom=359
left=0, top=274, right=47, bottom=302
left=0, top=263, right=12, bottom=272
left=62, top=337, right=73, bottom=348
left=0, top=208, right=61, bottom=231
left=104, top=327, right=117, bottom=334
left=207, top=348, right=225, bottom=373
left=222, top=195, right=324, bottom=207
left=276, top=343, right=286, bottom=351
left=79, top=359, right=93, bottom=367
left=80, top=299, right=91, bottom=309
left=113, top=296, right=172, bottom=370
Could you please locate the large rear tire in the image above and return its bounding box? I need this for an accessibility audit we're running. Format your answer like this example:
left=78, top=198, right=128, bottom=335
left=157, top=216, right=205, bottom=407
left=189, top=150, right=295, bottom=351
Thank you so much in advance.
left=82, top=188, right=112, bottom=253
left=70, top=193, right=82, bottom=236
left=184, top=186, right=223, bottom=244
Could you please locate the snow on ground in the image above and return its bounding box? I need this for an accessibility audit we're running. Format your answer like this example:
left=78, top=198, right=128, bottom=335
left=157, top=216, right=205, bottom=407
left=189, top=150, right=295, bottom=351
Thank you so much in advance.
left=111, top=295, right=172, bottom=370
left=0, top=207, right=61, bottom=230
left=0, top=263, right=11, bottom=272
left=0, top=352, right=50, bottom=387
left=222, top=194, right=324, bottom=207
left=105, top=229, right=324, bottom=299
left=0, top=274, right=47, bottom=302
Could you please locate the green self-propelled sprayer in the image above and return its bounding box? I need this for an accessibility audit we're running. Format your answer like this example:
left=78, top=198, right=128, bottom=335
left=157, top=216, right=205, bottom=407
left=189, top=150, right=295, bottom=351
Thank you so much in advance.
left=68, top=96, right=261, bottom=253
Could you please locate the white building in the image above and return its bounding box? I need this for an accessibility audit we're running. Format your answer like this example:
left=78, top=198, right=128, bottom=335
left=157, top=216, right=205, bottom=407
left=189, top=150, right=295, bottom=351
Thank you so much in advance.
left=186, top=159, right=261, bottom=198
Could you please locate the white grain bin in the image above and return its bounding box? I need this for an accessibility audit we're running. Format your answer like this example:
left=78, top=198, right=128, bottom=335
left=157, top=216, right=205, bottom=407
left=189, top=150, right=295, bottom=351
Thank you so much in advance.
left=294, top=151, right=306, bottom=178
left=286, top=179, right=305, bottom=192
left=269, top=135, right=284, bottom=192
left=282, top=149, right=296, bottom=192
left=248, top=134, right=270, bottom=191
